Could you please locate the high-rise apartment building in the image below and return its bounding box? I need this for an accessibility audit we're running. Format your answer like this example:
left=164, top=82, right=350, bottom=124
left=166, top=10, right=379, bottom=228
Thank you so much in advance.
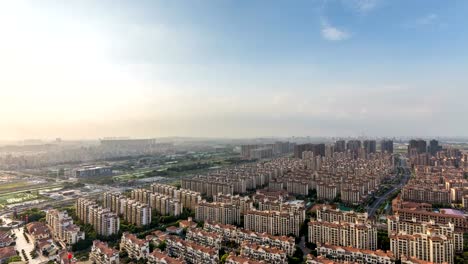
left=294, top=143, right=325, bottom=159
left=408, top=139, right=427, bottom=155
left=131, top=188, right=182, bottom=217
left=308, top=206, right=377, bottom=250
left=334, top=140, right=346, bottom=153
left=244, top=210, right=301, bottom=236
left=308, top=220, right=377, bottom=250
left=346, top=140, right=361, bottom=157
left=380, top=139, right=394, bottom=154
left=363, top=140, right=377, bottom=154
left=195, top=201, right=241, bottom=225
left=76, top=198, right=120, bottom=237
left=390, top=232, right=454, bottom=263
left=428, top=139, right=442, bottom=156
left=103, top=192, right=151, bottom=227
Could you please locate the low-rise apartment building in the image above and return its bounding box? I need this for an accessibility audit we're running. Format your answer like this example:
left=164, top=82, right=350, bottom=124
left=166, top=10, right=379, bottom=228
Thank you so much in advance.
left=226, top=253, right=265, bottom=264
left=119, top=232, right=149, bottom=260
left=147, top=250, right=184, bottom=264
left=89, top=240, right=119, bottom=264
left=166, top=236, right=219, bottom=264
left=240, top=242, right=287, bottom=264
left=316, top=244, right=395, bottom=264
left=186, top=228, right=222, bottom=250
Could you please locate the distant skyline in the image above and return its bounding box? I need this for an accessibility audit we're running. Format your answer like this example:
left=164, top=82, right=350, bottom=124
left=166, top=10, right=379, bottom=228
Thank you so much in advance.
left=1, top=0, right=468, bottom=140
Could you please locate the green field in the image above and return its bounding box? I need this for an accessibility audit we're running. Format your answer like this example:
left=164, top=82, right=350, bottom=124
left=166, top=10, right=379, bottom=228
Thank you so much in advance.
left=0, top=181, right=32, bottom=191
left=0, top=192, right=47, bottom=209
left=113, top=168, right=155, bottom=181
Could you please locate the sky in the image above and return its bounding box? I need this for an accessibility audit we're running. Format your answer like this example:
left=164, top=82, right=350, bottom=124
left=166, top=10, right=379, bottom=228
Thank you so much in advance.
left=0, top=0, right=467, bottom=140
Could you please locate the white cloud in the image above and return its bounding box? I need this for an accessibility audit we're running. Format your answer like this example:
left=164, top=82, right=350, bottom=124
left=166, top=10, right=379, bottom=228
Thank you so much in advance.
left=343, top=0, right=381, bottom=13
left=416, top=13, right=438, bottom=25
left=321, top=21, right=350, bottom=41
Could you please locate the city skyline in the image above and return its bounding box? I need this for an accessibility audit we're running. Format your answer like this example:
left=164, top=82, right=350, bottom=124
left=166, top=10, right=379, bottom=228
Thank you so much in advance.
left=1, top=0, right=468, bottom=139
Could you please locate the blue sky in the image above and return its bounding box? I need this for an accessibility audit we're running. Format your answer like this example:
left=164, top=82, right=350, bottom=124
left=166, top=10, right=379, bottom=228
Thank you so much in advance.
left=0, top=0, right=467, bottom=139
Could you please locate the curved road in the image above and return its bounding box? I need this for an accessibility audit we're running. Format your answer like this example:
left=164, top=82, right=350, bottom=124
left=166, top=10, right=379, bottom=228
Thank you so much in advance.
left=367, top=167, right=410, bottom=217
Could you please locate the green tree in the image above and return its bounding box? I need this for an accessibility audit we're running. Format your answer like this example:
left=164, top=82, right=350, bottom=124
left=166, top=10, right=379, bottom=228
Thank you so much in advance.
left=6, top=256, right=22, bottom=263
left=156, top=241, right=167, bottom=251
left=220, top=253, right=229, bottom=264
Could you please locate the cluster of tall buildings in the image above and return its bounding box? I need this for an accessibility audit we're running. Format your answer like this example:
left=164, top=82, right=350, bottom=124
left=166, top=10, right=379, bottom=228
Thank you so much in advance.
left=131, top=188, right=182, bottom=217
left=151, top=183, right=202, bottom=210
left=386, top=152, right=468, bottom=263
left=401, top=166, right=468, bottom=207
left=76, top=198, right=120, bottom=236
left=240, top=141, right=293, bottom=159
left=45, top=209, right=85, bottom=245
left=102, top=192, right=152, bottom=227
left=182, top=144, right=393, bottom=206
left=294, top=139, right=393, bottom=160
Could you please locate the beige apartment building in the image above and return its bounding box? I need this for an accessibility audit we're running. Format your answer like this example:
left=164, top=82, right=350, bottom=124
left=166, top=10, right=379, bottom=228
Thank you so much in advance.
left=240, top=242, right=287, bottom=264
left=147, top=250, right=184, bottom=264
left=76, top=198, right=120, bottom=236
left=387, top=215, right=464, bottom=253
left=89, top=240, right=120, bottom=264
left=195, top=201, right=241, bottom=225
left=390, top=232, right=454, bottom=264
left=316, top=244, right=395, bottom=264
left=120, top=232, right=149, bottom=260
left=244, top=210, right=301, bottom=237
left=203, top=221, right=295, bottom=256
left=151, top=183, right=202, bottom=210
left=46, top=209, right=85, bottom=245
left=166, top=236, right=219, bottom=264
left=308, top=220, right=377, bottom=250
left=186, top=228, right=222, bottom=249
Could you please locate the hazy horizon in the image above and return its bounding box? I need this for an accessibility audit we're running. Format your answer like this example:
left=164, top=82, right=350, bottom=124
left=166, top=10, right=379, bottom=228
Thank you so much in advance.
left=1, top=0, right=468, bottom=140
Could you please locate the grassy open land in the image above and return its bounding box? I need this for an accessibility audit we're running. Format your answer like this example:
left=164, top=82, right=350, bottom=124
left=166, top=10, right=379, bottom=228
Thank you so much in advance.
left=0, top=182, right=63, bottom=209
left=113, top=168, right=156, bottom=181
left=0, top=181, right=33, bottom=192
left=0, top=192, right=48, bottom=209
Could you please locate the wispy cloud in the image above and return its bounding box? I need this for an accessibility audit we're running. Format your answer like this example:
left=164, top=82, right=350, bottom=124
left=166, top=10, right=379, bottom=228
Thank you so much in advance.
left=321, top=20, right=350, bottom=41
left=343, top=0, right=381, bottom=13
left=404, top=13, right=441, bottom=29
left=416, top=13, right=438, bottom=25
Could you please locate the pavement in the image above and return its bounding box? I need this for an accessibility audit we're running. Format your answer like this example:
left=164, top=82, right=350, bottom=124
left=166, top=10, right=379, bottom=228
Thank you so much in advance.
left=298, top=236, right=311, bottom=256
left=12, top=226, right=49, bottom=264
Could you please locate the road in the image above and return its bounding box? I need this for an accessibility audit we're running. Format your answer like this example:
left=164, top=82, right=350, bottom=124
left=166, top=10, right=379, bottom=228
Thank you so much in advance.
left=298, top=236, right=311, bottom=256
left=367, top=168, right=410, bottom=217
